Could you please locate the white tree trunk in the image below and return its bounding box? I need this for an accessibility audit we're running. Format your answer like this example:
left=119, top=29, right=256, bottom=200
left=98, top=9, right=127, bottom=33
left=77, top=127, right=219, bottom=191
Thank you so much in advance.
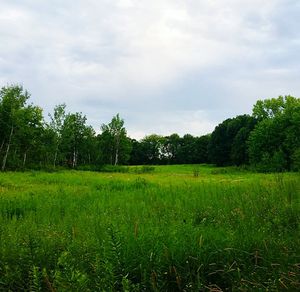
left=53, top=145, right=58, bottom=168
left=114, top=135, right=120, bottom=165
left=23, top=151, right=27, bottom=167
left=0, top=140, right=4, bottom=153
left=1, top=126, right=13, bottom=171
left=72, top=147, right=76, bottom=168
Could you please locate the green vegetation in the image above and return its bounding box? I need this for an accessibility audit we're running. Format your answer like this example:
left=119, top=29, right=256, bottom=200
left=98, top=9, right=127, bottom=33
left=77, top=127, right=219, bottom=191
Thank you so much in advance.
left=1, top=84, right=299, bottom=289
left=1, top=84, right=299, bottom=172
left=0, top=165, right=299, bottom=291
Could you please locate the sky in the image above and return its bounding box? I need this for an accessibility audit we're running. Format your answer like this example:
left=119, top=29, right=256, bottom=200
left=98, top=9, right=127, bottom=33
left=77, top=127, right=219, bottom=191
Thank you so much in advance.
left=0, top=0, right=299, bottom=139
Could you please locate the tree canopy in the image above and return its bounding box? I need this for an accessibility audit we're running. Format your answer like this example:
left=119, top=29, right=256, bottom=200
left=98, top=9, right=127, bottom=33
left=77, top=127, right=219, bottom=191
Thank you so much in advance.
left=99, top=114, right=132, bottom=165
left=0, top=84, right=299, bottom=172
left=248, top=96, right=300, bottom=171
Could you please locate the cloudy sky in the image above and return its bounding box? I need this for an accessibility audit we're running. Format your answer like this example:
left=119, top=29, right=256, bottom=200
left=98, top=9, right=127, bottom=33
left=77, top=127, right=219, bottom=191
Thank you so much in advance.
left=0, top=0, right=299, bottom=139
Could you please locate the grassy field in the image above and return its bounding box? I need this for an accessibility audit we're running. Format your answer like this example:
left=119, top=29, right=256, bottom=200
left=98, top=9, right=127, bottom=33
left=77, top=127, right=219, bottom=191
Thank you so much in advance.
left=0, top=165, right=299, bottom=291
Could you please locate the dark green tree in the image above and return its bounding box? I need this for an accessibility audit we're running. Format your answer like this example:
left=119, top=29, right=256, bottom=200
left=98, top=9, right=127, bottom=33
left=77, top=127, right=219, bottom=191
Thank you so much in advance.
left=176, top=134, right=196, bottom=164
left=139, top=134, right=165, bottom=164
left=195, top=134, right=211, bottom=163
left=248, top=96, right=300, bottom=171
left=15, top=105, right=44, bottom=167
left=208, top=119, right=232, bottom=166
left=162, top=133, right=181, bottom=164
left=60, top=112, right=88, bottom=168
left=208, top=115, right=256, bottom=166
left=0, top=85, right=30, bottom=170
left=129, top=138, right=148, bottom=165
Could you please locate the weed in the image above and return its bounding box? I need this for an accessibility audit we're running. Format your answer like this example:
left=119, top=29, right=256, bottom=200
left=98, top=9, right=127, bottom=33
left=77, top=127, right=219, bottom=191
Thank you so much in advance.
left=0, top=166, right=299, bottom=291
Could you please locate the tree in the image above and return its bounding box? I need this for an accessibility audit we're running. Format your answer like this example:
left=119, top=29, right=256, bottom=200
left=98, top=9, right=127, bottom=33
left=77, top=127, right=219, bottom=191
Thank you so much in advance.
left=176, top=134, right=196, bottom=164
left=48, top=104, right=66, bottom=167
left=138, top=134, right=165, bottom=164
left=16, top=105, right=44, bottom=167
left=129, top=138, right=147, bottom=165
left=248, top=96, right=300, bottom=171
left=208, top=115, right=256, bottom=166
left=80, top=125, right=97, bottom=165
left=61, top=112, right=88, bottom=168
left=129, top=133, right=211, bottom=165
left=252, top=96, right=285, bottom=120
left=99, top=114, right=131, bottom=165
left=230, top=116, right=257, bottom=165
left=0, top=85, right=30, bottom=170
left=195, top=134, right=211, bottom=163
left=163, top=133, right=181, bottom=164
left=47, top=105, right=98, bottom=168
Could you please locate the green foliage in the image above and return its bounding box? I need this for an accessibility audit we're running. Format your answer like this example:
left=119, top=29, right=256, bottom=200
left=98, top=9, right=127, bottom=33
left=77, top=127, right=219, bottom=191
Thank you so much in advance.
left=208, top=115, right=256, bottom=166
left=0, top=84, right=299, bottom=174
left=60, top=112, right=92, bottom=168
left=130, top=134, right=211, bottom=165
left=139, top=134, right=166, bottom=164
left=0, top=84, right=32, bottom=170
left=248, top=96, right=300, bottom=172
left=99, top=114, right=132, bottom=165
left=48, top=103, right=67, bottom=167
left=252, top=95, right=285, bottom=119
left=291, top=148, right=300, bottom=171
left=53, top=251, right=89, bottom=290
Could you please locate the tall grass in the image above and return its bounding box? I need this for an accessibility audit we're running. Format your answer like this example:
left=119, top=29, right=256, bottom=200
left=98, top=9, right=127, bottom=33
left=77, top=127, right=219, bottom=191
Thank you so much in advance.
left=0, top=166, right=299, bottom=291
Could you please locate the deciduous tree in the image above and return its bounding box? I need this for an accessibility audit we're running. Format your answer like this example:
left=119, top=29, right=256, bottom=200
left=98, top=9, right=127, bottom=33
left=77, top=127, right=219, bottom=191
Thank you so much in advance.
left=100, top=114, right=131, bottom=165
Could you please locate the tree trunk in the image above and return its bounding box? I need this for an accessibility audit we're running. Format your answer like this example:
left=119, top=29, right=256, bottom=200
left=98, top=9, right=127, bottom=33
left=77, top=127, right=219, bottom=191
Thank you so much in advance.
left=114, top=136, right=120, bottom=166
left=114, top=147, right=119, bottom=166
left=0, top=140, right=4, bottom=153
left=2, top=126, right=13, bottom=171
left=53, top=147, right=58, bottom=168
left=23, top=151, right=27, bottom=167
left=53, top=140, right=60, bottom=168
left=72, top=147, right=76, bottom=168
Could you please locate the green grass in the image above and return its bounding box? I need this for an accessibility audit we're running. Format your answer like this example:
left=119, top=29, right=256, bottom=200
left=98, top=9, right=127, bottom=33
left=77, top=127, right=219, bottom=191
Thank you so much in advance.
left=0, top=165, right=299, bottom=291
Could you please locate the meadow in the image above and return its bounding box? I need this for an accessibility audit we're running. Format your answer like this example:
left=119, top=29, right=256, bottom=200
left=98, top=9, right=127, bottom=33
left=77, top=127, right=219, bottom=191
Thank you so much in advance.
left=0, top=165, right=299, bottom=291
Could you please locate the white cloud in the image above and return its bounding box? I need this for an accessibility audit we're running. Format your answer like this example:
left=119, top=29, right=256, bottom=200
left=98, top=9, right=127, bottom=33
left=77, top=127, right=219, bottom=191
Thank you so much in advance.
left=0, top=0, right=299, bottom=138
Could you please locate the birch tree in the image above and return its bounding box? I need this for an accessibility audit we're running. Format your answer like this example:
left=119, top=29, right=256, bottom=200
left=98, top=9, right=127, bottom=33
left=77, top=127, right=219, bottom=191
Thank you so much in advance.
left=61, top=112, right=87, bottom=168
left=16, top=105, right=44, bottom=167
left=0, top=85, right=29, bottom=171
left=49, top=104, right=66, bottom=167
left=100, top=114, right=131, bottom=165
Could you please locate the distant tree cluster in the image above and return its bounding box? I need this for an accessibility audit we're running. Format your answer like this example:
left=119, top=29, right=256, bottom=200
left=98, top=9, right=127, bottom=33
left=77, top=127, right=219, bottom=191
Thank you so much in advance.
left=0, top=85, right=130, bottom=170
left=248, top=96, right=300, bottom=171
left=0, top=84, right=299, bottom=172
left=208, top=96, right=300, bottom=171
left=129, top=134, right=210, bottom=165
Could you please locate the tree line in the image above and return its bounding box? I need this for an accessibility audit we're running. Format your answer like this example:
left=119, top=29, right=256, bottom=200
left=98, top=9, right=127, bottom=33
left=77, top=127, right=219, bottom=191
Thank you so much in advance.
left=0, top=84, right=299, bottom=171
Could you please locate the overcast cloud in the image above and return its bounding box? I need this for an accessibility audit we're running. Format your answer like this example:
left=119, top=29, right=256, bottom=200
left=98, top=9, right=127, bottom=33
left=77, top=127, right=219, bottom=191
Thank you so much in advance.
left=0, top=0, right=299, bottom=139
